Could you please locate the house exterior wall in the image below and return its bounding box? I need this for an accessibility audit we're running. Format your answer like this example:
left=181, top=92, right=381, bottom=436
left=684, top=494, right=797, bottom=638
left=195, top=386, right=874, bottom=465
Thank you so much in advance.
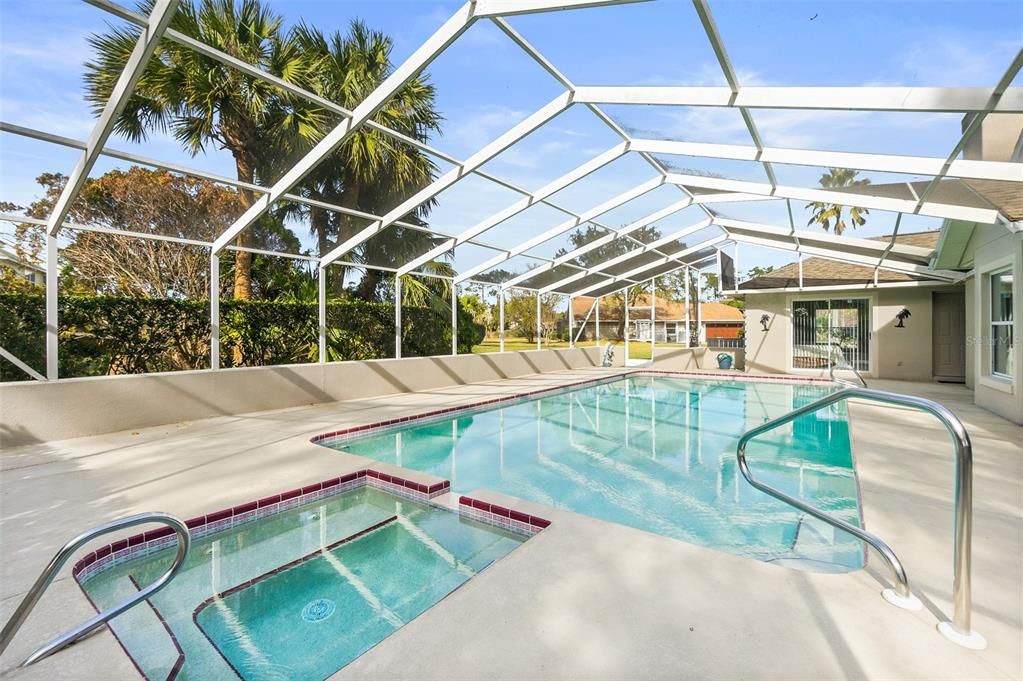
left=743, top=286, right=962, bottom=381
left=969, top=225, right=1023, bottom=424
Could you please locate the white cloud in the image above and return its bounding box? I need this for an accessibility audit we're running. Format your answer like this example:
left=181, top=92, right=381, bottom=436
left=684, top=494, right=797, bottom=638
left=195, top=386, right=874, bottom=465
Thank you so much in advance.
left=440, top=104, right=529, bottom=153
left=895, top=34, right=1020, bottom=86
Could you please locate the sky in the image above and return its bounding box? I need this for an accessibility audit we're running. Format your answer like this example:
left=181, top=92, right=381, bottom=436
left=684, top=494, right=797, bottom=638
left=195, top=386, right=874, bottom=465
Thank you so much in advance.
left=1, top=0, right=1021, bottom=281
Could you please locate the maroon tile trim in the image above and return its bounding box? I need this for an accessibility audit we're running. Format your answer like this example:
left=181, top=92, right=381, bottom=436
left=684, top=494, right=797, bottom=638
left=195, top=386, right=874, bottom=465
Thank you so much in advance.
left=458, top=495, right=551, bottom=531
left=127, top=574, right=185, bottom=681
left=190, top=515, right=399, bottom=679
left=310, top=369, right=835, bottom=446
left=71, top=467, right=444, bottom=582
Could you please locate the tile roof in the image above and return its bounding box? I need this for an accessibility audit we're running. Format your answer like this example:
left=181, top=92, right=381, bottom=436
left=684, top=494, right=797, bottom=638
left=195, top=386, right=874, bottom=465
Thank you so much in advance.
left=738, top=230, right=942, bottom=291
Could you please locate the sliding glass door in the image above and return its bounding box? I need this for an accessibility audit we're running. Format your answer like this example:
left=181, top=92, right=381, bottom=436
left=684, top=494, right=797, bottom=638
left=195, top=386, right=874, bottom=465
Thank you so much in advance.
left=791, top=298, right=871, bottom=372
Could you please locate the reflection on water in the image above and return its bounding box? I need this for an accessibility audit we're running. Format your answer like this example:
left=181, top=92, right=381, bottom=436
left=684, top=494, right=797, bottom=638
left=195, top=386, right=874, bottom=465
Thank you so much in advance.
left=330, top=375, right=864, bottom=570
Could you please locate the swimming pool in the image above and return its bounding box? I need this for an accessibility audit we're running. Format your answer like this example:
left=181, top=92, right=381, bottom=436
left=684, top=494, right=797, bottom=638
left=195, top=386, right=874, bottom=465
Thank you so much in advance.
left=78, top=485, right=524, bottom=680
left=319, top=373, right=864, bottom=571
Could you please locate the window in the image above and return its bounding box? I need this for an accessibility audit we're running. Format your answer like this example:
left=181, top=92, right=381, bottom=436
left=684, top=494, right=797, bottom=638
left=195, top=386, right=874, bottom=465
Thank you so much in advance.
left=991, top=269, right=1014, bottom=378
left=792, top=298, right=870, bottom=371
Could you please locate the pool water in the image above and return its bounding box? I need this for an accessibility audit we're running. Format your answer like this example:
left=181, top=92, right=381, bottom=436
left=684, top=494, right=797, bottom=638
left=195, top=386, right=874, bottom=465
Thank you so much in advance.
left=325, top=375, right=865, bottom=570
left=80, top=487, right=524, bottom=680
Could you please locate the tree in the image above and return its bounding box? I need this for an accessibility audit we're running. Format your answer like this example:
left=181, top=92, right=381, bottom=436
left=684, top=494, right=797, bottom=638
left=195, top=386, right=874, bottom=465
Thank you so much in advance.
left=458, top=293, right=492, bottom=333
left=746, top=264, right=776, bottom=280
left=805, top=168, right=871, bottom=235
left=504, top=292, right=558, bottom=344
left=83, top=0, right=323, bottom=300
left=281, top=21, right=443, bottom=298
left=3, top=168, right=310, bottom=299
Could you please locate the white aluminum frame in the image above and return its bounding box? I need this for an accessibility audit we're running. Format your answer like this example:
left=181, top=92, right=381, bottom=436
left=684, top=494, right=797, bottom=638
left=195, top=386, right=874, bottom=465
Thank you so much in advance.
left=2, top=0, right=1020, bottom=382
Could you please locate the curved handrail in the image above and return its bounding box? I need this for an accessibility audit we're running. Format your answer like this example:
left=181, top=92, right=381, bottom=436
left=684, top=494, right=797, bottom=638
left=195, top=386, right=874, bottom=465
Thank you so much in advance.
left=736, top=387, right=977, bottom=639
left=0, top=512, right=190, bottom=667
left=828, top=345, right=868, bottom=388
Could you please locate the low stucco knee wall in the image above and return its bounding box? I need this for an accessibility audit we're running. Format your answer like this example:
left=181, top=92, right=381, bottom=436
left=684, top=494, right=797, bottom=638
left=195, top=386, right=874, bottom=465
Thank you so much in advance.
left=0, top=347, right=602, bottom=447
left=650, top=346, right=746, bottom=371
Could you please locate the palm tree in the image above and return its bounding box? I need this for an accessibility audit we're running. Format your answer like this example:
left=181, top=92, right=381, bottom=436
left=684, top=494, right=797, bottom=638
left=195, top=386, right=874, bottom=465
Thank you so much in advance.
left=83, top=0, right=324, bottom=300
left=287, top=21, right=442, bottom=293
left=805, top=168, right=871, bottom=235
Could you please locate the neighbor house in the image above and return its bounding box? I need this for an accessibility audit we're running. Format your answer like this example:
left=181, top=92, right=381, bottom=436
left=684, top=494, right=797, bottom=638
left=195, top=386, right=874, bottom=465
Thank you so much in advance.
left=570, top=294, right=744, bottom=346
left=0, top=244, right=44, bottom=286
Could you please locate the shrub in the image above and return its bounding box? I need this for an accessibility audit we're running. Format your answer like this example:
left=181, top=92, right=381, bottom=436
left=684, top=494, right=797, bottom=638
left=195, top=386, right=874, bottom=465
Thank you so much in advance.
left=0, top=294, right=486, bottom=381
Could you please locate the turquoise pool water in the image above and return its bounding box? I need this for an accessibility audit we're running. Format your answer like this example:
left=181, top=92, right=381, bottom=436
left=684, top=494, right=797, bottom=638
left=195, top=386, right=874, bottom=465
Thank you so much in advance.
left=80, top=487, right=523, bottom=680
left=324, top=375, right=864, bottom=570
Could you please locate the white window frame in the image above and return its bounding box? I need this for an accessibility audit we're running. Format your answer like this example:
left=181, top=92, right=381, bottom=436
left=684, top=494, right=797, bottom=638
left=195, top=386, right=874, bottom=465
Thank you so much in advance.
left=977, top=255, right=1016, bottom=393
left=787, top=293, right=877, bottom=377
left=990, top=267, right=1014, bottom=380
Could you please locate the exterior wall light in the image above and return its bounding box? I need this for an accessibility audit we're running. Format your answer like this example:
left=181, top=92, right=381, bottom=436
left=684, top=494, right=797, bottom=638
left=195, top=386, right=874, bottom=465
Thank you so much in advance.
left=895, top=308, right=911, bottom=328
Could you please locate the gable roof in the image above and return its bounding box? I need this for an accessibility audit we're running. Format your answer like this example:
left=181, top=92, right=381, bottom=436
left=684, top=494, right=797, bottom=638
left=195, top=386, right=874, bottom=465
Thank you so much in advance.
left=738, top=230, right=942, bottom=291
left=571, top=295, right=743, bottom=322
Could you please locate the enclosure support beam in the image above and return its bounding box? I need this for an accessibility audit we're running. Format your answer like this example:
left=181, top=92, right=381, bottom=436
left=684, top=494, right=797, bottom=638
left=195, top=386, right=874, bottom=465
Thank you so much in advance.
left=629, top=137, right=1023, bottom=183
left=395, top=277, right=403, bottom=359
left=684, top=266, right=691, bottom=348
left=724, top=231, right=959, bottom=281
left=318, top=267, right=327, bottom=364
left=321, top=91, right=573, bottom=267
left=666, top=173, right=1001, bottom=224
left=650, top=277, right=656, bottom=361
left=210, top=254, right=219, bottom=371
left=0, top=346, right=45, bottom=382
left=913, top=47, right=1023, bottom=213
left=572, top=85, right=1023, bottom=113
left=537, top=217, right=712, bottom=294
left=396, top=142, right=628, bottom=277
left=624, top=291, right=630, bottom=363
left=214, top=2, right=477, bottom=255
left=536, top=294, right=542, bottom=351
left=595, top=297, right=600, bottom=345
left=462, top=177, right=665, bottom=286
left=568, top=296, right=576, bottom=348
left=451, top=283, right=458, bottom=356
left=570, top=235, right=728, bottom=297
left=734, top=241, right=740, bottom=289
left=499, top=290, right=506, bottom=352
left=45, top=0, right=180, bottom=237
left=43, top=235, right=58, bottom=380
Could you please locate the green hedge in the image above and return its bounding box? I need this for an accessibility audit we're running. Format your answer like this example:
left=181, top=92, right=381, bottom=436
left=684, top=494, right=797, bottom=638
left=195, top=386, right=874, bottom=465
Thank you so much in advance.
left=0, top=294, right=484, bottom=381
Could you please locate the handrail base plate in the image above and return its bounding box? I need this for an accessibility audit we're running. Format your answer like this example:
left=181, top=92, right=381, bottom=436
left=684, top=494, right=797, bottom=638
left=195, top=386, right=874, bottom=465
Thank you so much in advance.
left=882, top=588, right=922, bottom=611
left=937, top=621, right=987, bottom=650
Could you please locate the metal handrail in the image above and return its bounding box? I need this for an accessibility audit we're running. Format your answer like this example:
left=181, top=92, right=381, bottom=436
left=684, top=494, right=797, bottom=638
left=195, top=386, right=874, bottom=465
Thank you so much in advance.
left=0, top=513, right=190, bottom=667
left=736, top=386, right=980, bottom=644
left=828, top=345, right=868, bottom=388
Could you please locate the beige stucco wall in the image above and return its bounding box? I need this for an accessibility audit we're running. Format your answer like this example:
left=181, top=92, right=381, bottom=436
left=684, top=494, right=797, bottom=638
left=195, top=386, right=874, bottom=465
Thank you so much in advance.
left=742, top=286, right=962, bottom=382
left=970, top=226, right=1023, bottom=424
left=743, top=293, right=795, bottom=376
left=649, top=345, right=746, bottom=371
left=0, top=347, right=603, bottom=447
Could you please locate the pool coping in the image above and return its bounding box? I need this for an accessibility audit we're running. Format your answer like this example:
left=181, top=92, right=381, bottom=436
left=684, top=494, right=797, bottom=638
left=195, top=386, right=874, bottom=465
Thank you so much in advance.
left=310, top=369, right=836, bottom=448
left=71, top=473, right=550, bottom=681
left=71, top=470, right=549, bottom=585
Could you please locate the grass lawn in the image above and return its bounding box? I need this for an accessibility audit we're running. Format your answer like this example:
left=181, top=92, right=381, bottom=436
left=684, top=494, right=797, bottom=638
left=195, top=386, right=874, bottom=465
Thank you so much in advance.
left=626, top=342, right=689, bottom=360
left=470, top=338, right=694, bottom=362
left=471, top=338, right=600, bottom=353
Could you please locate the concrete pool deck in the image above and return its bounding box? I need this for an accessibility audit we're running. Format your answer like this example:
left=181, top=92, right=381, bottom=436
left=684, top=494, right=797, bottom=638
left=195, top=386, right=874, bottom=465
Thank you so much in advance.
left=1, top=369, right=1020, bottom=680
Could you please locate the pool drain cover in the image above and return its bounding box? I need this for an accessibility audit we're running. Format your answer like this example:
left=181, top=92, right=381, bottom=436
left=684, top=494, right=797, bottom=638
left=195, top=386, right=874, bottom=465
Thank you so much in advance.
left=301, top=598, right=336, bottom=623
